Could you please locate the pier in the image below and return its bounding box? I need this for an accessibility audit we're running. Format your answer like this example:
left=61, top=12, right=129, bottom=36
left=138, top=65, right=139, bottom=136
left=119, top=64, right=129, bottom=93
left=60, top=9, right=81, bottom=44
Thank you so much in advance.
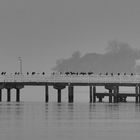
left=0, top=73, right=140, bottom=103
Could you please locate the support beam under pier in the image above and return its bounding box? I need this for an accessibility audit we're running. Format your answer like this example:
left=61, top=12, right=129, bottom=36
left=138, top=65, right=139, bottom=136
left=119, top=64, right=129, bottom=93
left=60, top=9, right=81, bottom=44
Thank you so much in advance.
left=135, top=85, right=139, bottom=103
left=53, top=84, right=66, bottom=103
left=68, top=86, right=74, bottom=103
left=7, top=88, right=11, bottom=102
left=0, top=89, right=2, bottom=102
left=89, top=86, right=92, bottom=103
left=109, top=89, right=112, bottom=103
left=58, top=89, right=61, bottom=103
left=138, top=86, right=140, bottom=103
left=114, top=86, right=119, bottom=103
left=16, top=88, right=20, bottom=102
left=45, top=85, right=49, bottom=103
left=93, top=86, right=96, bottom=103
left=98, top=97, right=103, bottom=102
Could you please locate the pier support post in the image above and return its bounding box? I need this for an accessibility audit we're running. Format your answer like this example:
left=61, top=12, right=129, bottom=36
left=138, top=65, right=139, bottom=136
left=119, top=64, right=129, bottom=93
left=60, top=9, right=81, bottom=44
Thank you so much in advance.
left=68, top=85, right=74, bottom=103
left=0, top=89, right=2, bottom=102
left=135, top=85, right=139, bottom=103
left=53, top=84, right=66, bottom=103
left=93, top=86, right=96, bottom=103
left=89, top=86, right=92, bottom=103
left=58, top=89, right=61, bottom=103
left=45, top=85, right=49, bottom=103
left=114, top=86, right=118, bottom=103
left=138, top=86, right=140, bottom=103
left=16, top=88, right=20, bottom=102
left=7, top=88, right=11, bottom=102
left=98, top=97, right=103, bottom=102
left=15, top=85, right=24, bottom=102
left=109, top=89, right=112, bottom=103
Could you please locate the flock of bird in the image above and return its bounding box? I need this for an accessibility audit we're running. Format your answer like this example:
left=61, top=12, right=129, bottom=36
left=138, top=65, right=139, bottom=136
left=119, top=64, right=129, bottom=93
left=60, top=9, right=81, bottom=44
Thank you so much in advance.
left=1, top=72, right=45, bottom=75
left=52, top=72, right=136, bottom=76
left=0, top=72, right=137, bottom=76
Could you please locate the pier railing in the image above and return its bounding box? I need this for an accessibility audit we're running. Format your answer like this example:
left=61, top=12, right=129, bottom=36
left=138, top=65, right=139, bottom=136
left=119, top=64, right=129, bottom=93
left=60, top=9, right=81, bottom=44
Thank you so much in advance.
left=1, top=74, right=140, bottom=83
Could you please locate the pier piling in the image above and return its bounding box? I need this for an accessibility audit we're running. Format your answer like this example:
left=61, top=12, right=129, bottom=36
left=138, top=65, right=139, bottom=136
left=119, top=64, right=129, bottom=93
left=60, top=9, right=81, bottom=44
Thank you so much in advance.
left=7, top=88, right=11, bottom=102
left=138, top=86, right=140, bottom=103
left=93, top=86, right=96, bottom=103
left=89, top=86, right=92, bottom=103
left=53, top=84, right=66, bottom=103
left=98, top=97, right=103, bottom=102
left=0, top=89, right=2, bottom=102
left=57, top=89, right=61, bottom=103
left=109, top=89, right=112, bottom=103
left=45, top=85, right=49, bottom=103
left=114, top=86, right=118, bottom=103
left=68, top=85, right=74, bottom=103
left=135, top=85, right=139, bottom=103
left=16, top=88, right=20, bottom=102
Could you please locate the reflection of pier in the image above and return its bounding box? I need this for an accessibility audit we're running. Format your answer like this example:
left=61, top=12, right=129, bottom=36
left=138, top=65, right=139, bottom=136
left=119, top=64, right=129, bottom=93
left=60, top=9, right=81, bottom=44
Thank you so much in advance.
left=0, top=74, right=140, bottom=103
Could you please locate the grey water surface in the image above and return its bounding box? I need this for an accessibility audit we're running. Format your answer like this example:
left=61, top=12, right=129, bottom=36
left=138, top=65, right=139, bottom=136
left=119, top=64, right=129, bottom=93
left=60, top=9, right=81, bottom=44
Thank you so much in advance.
left=0, top=101, right=140, bottom=140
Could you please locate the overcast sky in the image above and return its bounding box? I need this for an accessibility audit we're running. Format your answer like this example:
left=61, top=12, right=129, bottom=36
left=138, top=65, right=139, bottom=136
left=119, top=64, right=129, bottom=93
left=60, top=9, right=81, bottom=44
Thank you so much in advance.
left=1, top=0, right=140, bottom=73
left=1, top=0, right=140, bottom=101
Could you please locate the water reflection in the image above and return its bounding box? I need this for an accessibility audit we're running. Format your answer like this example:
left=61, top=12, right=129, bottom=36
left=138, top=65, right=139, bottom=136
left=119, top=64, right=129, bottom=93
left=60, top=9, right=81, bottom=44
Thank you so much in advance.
left=135, top=103, right=140, bottom=112
left=14, top=102, right=24, bottom=119
left=0, top=102, right=140, bottom=140
left=0, top=102, right=24, bottom=120
left=43, top=102, right=125, bottom=121
left=89, top=103, right=120, bottom=120
left=43, top=102, right=140, bottom=122
left=105, top=103, right=120, bottom=119
left=48, top=103, right=74, bottom=121
left=67, top=103, right=74, bottom=120
left=44, top=103, right=49, bottom=120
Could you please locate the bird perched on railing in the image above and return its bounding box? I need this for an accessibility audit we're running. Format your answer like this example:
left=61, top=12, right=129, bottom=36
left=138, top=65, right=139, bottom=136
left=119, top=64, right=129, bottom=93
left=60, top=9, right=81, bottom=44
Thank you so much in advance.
left=1, top=72, right=6, bottom=75
left=32, top=72, right=36, bottom=75
left=42, top=72, right=45, bottom=75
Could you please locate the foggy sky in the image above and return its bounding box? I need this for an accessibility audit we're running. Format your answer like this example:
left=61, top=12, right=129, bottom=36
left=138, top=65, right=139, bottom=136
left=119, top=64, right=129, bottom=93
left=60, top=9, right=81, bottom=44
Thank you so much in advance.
left=1, top=0, right=140, bottom=100
left=1, top=0, right=140, bottom=73
left=53, top=40, right=140, bottom=74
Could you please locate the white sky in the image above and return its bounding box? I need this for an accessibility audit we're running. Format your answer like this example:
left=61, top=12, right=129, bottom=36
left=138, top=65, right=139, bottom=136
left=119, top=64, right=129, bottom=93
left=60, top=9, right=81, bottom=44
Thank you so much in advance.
left=1, top=0, right=140, bottom=73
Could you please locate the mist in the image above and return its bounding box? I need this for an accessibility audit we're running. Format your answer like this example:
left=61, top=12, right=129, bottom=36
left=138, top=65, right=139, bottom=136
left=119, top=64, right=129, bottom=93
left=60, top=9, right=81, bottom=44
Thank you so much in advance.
left=53, top=40, right=140, bottom=74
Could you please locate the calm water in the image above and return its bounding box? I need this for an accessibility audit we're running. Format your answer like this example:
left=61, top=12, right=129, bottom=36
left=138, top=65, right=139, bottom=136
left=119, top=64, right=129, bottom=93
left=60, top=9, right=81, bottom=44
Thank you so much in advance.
left=0, top=101, right=140, bottom=140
